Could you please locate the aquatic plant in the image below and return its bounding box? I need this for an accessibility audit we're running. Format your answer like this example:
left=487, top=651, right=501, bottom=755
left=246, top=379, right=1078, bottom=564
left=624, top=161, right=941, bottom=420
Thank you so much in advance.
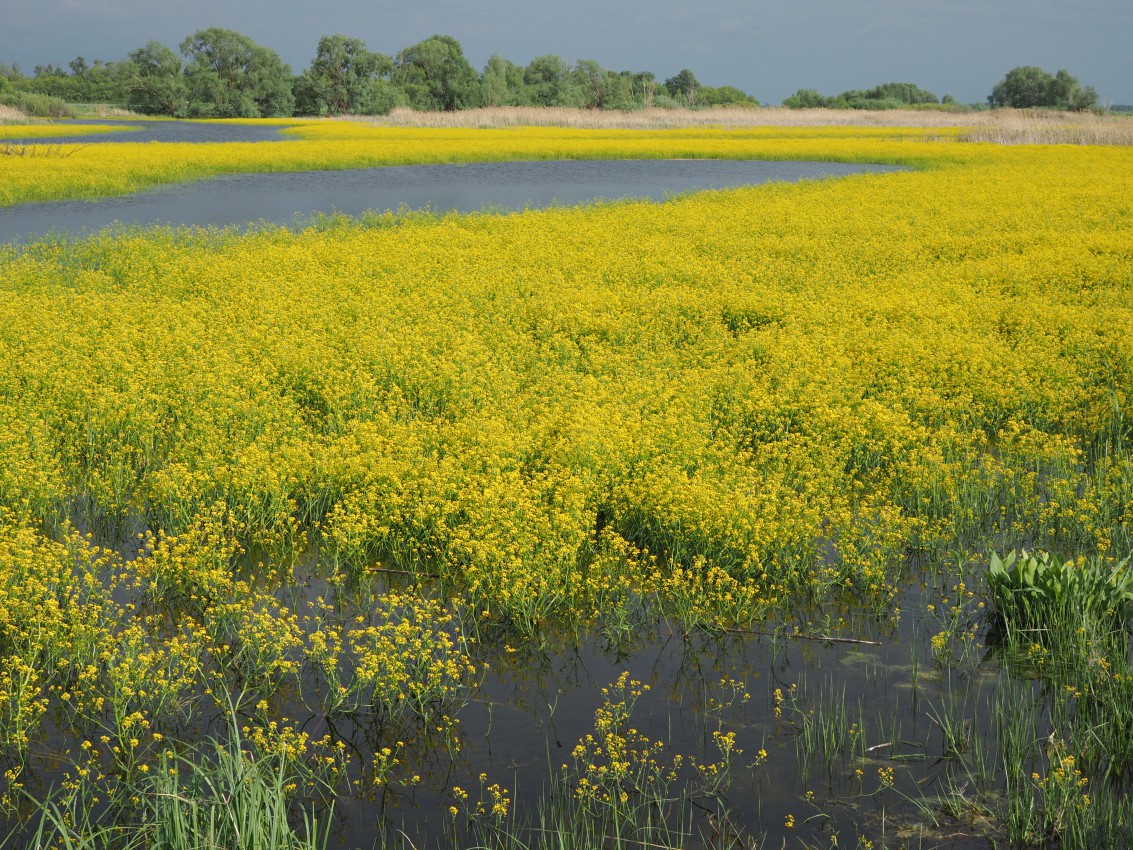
left=987, top=549, right=1133, bottom=626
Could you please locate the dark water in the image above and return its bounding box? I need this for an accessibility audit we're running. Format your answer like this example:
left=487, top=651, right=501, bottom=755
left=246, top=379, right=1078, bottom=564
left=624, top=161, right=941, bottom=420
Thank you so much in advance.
left=318, top=579, right=990, bottom=850
left=0, top=154, right=903, bottom=245
left=8, top=118, right=297, bottom=144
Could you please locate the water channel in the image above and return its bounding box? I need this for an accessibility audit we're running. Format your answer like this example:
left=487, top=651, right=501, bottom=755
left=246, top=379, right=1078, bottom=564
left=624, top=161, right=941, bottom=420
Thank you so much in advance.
left=1, top=120, right=903, bottom=245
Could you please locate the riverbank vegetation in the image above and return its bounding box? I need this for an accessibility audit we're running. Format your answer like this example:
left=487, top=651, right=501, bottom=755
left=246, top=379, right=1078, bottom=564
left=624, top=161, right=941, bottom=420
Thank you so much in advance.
left=1, top=124, right=1132, bottom=847
left=1, top=31, right=758, bottom=119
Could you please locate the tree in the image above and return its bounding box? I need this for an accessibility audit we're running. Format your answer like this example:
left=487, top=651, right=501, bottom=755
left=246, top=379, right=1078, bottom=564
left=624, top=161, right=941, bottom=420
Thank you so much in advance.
left=124, top=41, right=186, bottom=116
left=573, top=59, right=610, bottom=109
left=479, top=54, right=525, bottom=107
left=863, top=82, right=937, bottom=105
left=664, top=68, right=700, bottom=105
left=294, top=35, right=392, bottom=116
left=989, top=66, right=1097, bottom=111
left=180, top=28, right=294, bottom=117
left=989, top=66, right=1053, bottom=108
left=783, top=88, right=826, bottom=109
left=628, top=71, right=658, bottom=107
left=392, top=35, right=479, bottom=111
left=367, top=79, right=409, bottom=114
left=603, top=71, right=638, bottom=110
left=700, top=85, right=758, bottom=107
left=1047, top=69, right=1097, bottom=111
left=523, top=55, right=580, bottom=107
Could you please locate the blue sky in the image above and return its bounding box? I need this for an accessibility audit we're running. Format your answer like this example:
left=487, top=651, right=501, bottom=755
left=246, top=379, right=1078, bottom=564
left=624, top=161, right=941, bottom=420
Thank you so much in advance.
left=4, top=0, right=1131, bottom=105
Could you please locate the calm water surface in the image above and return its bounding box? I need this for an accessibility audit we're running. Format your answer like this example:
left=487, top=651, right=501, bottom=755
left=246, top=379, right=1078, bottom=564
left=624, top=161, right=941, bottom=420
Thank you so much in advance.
left=10, top=118, right=297, bottom=144
left=2, top=120, right=903, bottom=244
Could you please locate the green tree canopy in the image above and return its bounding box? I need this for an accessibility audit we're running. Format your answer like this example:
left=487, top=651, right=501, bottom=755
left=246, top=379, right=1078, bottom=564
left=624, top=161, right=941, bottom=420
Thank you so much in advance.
left=573, top=59, right=612, bottom=109
left=700, top=84, right=758, bottom=107
left=523, top=55, right=580, bottom=107
left=480, top=54, right=526, bottom=107
left=392, top=34, right=479, bottom=111
left=989, top=65, right=1052, bottom=108
left=861, top=81, right=937, bottom=104
left=989, top=66, right=1097, bottom=111
left=124, top=41, right=185, bottom=116
left=1046, top=69, right=1098, bottom=111
left=783, top=88, right=826, bottom=108
left=664, top=68, right=700, bottom=105
left=294, top=35, right=392, bottom=116
left=180, top=28, right=295, bottom=117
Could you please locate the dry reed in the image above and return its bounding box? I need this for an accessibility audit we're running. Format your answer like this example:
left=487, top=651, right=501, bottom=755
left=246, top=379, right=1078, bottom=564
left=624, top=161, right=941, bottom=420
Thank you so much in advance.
left=0, top=104, right=28, bottom=124
left=353, top=105, right=1133, bottom=144
left=957, top=108, right=1133, bottom=145
left=359, top=105, right=978, bottom=130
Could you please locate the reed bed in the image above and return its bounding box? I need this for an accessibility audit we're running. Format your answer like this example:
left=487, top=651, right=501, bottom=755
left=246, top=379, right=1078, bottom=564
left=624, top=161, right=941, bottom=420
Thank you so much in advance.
left=957, top=108, right=1133, bottom=145
left=362, top=104, right=981, bottom=130
left=361, top=105, right=1133, bottom=139
left=0, top=104, right=27, bottom=124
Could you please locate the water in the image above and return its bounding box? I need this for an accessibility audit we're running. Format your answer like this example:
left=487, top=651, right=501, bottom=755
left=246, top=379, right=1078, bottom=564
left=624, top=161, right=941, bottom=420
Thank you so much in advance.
left=6, top=118, right=297, bottom=145
left=1, top=146, right=903, bottom=245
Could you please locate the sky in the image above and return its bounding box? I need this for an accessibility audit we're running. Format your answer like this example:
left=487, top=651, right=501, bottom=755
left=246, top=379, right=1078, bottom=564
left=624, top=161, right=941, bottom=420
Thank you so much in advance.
left=3, top=0, right=1131, bottom=106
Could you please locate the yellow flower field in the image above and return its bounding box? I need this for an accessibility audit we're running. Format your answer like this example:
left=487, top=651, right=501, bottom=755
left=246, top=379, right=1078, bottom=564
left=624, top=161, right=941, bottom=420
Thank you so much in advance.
left=1, top=123, right=1132, bottom=846
left=0, top=122, right=134, bottom=140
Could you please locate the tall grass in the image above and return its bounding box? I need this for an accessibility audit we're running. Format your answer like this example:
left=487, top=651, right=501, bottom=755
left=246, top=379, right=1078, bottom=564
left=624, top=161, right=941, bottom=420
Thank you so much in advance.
left=361, top=105, right=979, bottom=130
left=0, top=104, right=26, bottom=124
left=357, top=105, right=1133, bottom=141
left=70, top=104, right=142, bottom=119
left=16, top=703, right=333, bottom=850
left=958, top=109, right=1133, bottom=145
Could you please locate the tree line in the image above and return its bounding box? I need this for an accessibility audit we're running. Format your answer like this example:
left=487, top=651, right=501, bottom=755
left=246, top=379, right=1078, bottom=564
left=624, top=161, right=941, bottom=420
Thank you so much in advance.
left=1, top=32, right=1103, bottom=117
left=0, top=30, right=757, bottom=118
left=782, top=67, right=1098, bottom=112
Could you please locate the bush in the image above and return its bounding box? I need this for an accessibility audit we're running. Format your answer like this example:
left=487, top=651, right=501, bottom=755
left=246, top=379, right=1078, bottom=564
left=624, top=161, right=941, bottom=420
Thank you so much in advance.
left=0, top=89, right=75, bottom=118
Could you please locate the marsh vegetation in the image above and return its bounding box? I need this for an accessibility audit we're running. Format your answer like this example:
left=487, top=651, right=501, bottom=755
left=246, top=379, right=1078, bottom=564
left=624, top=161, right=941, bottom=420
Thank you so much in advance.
left=1, top=120, right=1132, bottom=849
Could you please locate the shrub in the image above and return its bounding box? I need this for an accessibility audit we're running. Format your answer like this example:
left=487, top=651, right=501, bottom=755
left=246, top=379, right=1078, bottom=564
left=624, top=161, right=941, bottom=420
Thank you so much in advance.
left=0, top=89, right=75, bottom=118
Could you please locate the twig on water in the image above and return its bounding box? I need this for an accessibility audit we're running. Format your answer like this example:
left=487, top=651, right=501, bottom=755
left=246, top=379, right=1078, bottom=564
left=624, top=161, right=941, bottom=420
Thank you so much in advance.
left=723, top=626, right=881, bottom=646
left=364, top=566, right=441, bottom=580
